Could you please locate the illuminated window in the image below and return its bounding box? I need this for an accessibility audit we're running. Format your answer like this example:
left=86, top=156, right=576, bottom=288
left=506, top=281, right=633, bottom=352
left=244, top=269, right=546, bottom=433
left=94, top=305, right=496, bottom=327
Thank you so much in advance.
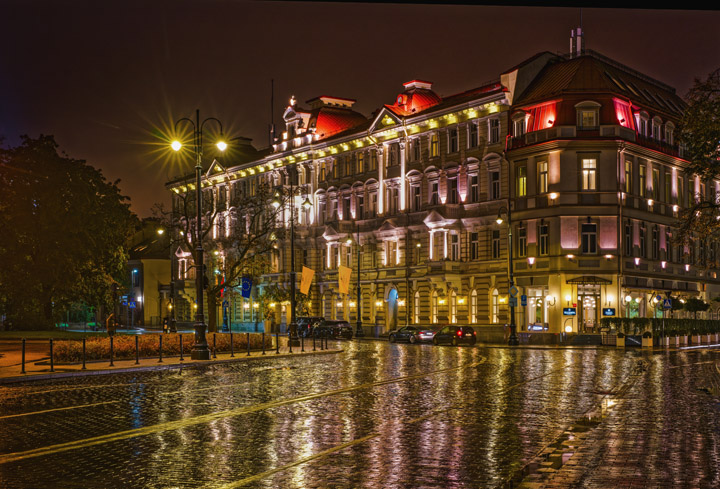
left=414, top=291, right=420, bottom=324
left=430, top=133, right=439, bottom=157
left=450, top=290, right=457, bottom=324
left=575, top=101, right=600, bottom=130
left=369, top=151, right=377, bottom=171
left=516, top=165, right=527, bottom=197
left=582, top=159, right=597, bottom=190
left=471, top=290, right=478, bottom=324
left=639, top=164, right=646, bottom=197
left=319, top=161, right=326, bottom=181
left=624, top=160, right=632, bottom=194
left=356, top=152, right=365, bottom=174
left=431, top=291, right=439, bottom=324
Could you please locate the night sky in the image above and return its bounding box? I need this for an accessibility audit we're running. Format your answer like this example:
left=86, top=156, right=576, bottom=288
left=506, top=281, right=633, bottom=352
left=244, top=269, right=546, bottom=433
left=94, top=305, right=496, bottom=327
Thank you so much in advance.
left=2, top=2, right=718, bottom=217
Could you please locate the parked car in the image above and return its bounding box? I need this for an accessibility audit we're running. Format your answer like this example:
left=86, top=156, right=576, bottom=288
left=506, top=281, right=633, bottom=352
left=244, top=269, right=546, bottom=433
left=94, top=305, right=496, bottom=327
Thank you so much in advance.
left=432, top=325, right=476, bottom=346
left=313, top=319, right=353, bottom=339
left=417, top=326, right=442, bottom=343
left=388, top=326, right=423, bottom=344
left=296, top=317, right=324, bottom=337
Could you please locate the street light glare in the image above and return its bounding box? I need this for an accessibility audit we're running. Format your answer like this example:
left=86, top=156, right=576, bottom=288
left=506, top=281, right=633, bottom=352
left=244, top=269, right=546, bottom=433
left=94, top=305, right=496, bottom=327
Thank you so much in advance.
left=216, top=141, right=227, bottom=151
left=171, top=140, right=182, bottom=151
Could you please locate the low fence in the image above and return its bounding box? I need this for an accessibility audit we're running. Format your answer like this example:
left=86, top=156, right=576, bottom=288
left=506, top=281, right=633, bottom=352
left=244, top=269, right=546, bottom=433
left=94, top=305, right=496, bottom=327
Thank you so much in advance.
left=600, top=318, right=720, bottom=336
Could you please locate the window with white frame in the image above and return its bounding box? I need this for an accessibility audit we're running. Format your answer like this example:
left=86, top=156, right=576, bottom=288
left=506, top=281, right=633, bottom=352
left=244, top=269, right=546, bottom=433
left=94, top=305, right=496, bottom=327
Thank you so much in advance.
left=414, top=291, right=420, bottom=324
left=581, top=223, right=597, bottom=254
left=470, top=174, right=479, bottom=202
left=448, top=127, right=459, bottom=153
left=582, top=159, right=597, bottom=190
left=539, top=223, right=548, bottom=256
left=468, top=122, right=478, bottom=148
left=517, top=226, right=527, bottom=257
left=470, top=232, right=479, bottom=260
left=489, top=118, right=500, bottom=143
left=652, top=117, right=662, bottom=140
left=576, top=101, right=600, bottom=130
left=490, top=171, right=500, bottom=199
left=447, top=177, right=458, bottom=204
left=665, top=122, right=674, bottom=145
left=450, top=234, right=460, bottom=261
left=538, top=160, right=548, bottom=194
left=492, top=230, right=500, bottom=259
left=513, top=114, right=526, bottom=137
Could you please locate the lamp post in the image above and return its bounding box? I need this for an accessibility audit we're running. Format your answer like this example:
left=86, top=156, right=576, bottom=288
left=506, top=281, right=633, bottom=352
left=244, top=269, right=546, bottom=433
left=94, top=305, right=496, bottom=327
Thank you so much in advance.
left=354, top=220, right=364, bottom=337
left=171, top=109, right=227, bottom=360
left=497, top=205, right=519, bottom=346
left=273, top=166, right=311, bottom=347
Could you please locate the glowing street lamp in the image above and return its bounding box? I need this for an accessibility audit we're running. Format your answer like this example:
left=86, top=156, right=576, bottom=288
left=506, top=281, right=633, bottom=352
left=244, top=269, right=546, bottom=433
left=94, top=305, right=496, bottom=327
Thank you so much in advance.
left=497, top=206, right=519, bottom=346
left=171, top=109, right=227, bottom=360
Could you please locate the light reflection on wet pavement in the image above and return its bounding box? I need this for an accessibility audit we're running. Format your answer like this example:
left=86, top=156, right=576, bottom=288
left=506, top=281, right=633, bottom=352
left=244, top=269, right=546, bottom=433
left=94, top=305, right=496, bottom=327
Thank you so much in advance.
left=0, top=341, right=719, bottom=488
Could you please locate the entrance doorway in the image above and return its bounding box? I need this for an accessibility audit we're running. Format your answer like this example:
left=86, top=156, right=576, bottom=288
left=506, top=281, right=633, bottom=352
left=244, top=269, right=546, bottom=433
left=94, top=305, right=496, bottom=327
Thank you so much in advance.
left=578, top=284, right=600, bottom=333
left=387, top=288, right=398, bottom=330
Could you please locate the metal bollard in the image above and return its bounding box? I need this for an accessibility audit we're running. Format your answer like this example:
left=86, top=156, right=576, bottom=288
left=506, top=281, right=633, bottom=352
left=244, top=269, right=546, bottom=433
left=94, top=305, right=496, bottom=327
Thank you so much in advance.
left=213, top=334, right=217, bottom=359
left=82, top=337, right=87, bottom=370
left=247, top=333, right=250, bottom=356
left=262, top=333, right=266, bottom=355
left=158, top=335, right=163, bottom=363
left=179, top=334, right=184, bottom=361
left=109, top=336, right=114, bottom=367
left=289, top=333, right=293, bottom=354
left=313, top=333, right=316, bottom=352
left=301, top=335, right=305, bottom=352
left=135, top=336, right=139, bottom=364
left=275, top=332, right=279, bottom=354
left=21, top=338, right=25, bottom=374
left=230, top=332, right=234, bottom=357
left=50, top=339, right=54, bottom=372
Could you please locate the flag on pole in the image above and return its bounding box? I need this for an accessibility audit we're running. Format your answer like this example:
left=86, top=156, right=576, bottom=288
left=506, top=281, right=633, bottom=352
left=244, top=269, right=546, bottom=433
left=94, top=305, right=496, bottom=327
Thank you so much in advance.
left=338, top=265, right=351, bottom=295
left=300, top=266, right=314, bottom=295
left=240, top=277, right=252, bottom=298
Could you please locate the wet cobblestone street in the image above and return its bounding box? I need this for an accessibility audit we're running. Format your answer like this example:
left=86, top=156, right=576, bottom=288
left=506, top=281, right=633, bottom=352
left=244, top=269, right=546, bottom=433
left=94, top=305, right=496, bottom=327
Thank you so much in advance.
left=0, top=341, right=718, bottom=488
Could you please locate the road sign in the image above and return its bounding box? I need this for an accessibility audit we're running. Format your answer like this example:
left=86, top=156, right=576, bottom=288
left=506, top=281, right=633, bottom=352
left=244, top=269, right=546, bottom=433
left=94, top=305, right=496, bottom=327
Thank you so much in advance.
left=509, top=285, right=519, bottom=298
left=663, top=298, right=672, bottom=310
left=520, top=294, right=527, bottom=307
left=509, top=297, right=518, bottom=307
left=128, top=301, right=136, bottom=309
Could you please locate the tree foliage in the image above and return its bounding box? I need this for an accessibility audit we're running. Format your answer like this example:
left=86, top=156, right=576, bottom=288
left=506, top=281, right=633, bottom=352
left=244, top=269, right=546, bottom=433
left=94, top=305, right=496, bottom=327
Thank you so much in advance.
left=154, top=171, right=286, bottom=332
left=675, top=68, right=720, bottom=263
left=0, top=135, right=137, bottom=329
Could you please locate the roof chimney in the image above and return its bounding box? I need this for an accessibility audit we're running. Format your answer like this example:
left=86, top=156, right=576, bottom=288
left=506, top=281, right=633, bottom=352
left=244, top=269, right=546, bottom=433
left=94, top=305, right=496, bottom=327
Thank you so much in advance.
left=570, top=27, right=584, bottom=58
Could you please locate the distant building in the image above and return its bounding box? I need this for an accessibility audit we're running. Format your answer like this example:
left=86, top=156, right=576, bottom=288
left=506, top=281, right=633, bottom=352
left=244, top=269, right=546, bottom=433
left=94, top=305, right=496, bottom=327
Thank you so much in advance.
left=167, top=31, right=720, bottom=336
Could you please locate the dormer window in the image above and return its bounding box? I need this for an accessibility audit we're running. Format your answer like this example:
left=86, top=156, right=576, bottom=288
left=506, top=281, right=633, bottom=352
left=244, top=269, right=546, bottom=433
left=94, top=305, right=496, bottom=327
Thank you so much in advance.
left=652, top=117, right=662, bottom=140
left=635, top=111, right=649, bottom=136
left=665, top=122, right=675, bottom=145
left=575, top=101, right=601, bottom=130
left=512, top=113, right=526, bottom=137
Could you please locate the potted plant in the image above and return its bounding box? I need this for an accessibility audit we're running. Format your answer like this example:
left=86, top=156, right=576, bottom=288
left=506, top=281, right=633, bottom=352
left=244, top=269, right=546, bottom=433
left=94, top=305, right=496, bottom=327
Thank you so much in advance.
left=641, top=330, right=653, bottom=348
left=691, top=328, right=702, bottom=345
left=667, top=329, right=678, bottom=348
left=616, top=331, right=625, bottom=348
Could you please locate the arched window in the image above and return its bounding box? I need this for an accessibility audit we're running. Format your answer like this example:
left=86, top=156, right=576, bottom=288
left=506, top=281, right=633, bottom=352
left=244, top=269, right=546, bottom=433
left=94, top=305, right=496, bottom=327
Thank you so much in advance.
left=431, top=291, right=439, bottom=324
left=471, top=290, right=478, bottom=324
left=450, top=290, right=457, bottom=324
left=492, top=289, right=499, bottom=323
left=414, top=291, right=421, bottom=324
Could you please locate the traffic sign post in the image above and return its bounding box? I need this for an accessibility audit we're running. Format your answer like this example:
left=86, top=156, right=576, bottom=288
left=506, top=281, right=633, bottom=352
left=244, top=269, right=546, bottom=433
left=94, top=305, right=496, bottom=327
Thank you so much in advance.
left=509, top=286, right=519, bottom=298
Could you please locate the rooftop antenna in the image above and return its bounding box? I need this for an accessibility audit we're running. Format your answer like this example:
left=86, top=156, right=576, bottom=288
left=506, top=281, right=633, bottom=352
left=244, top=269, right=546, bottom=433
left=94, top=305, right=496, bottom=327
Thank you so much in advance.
left=570, top=9, right=585, bottom=59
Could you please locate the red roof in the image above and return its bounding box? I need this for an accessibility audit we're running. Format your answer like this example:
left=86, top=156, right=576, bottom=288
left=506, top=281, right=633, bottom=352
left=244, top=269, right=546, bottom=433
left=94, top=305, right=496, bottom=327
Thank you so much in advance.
left=310, top=106, right=367, bottom=140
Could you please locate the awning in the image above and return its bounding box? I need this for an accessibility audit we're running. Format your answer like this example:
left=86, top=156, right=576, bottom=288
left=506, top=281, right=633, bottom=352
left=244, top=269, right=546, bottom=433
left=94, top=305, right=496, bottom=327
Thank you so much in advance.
left=566, top=276, right=612, bottom=285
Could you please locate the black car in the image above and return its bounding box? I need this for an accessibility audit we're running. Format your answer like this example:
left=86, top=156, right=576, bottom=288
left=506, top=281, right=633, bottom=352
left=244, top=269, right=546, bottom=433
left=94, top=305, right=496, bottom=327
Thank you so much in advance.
left=432, top=325, right=476, bottom=346
left=313, top=319, right=353, bottom=339
left=296, top=317, right=324, bottom=337
left=388, top=326, right=423, bottom=344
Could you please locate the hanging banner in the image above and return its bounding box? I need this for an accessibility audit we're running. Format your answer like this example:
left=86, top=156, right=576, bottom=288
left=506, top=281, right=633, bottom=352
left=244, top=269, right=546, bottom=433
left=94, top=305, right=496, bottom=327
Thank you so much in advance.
left=338, top=265, right=351, bottom=295
left=300, top=266, right=314, bottom=295
left=240, top=277, right=252, bottom=299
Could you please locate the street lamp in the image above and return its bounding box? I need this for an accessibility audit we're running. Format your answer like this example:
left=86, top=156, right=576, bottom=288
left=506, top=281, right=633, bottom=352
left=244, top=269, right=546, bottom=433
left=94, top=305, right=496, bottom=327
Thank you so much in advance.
left=497, top=206, right=519, bottom=346
left=272, top=165, right=311, bottom=347
left=171, top=109, right=227, bottom=360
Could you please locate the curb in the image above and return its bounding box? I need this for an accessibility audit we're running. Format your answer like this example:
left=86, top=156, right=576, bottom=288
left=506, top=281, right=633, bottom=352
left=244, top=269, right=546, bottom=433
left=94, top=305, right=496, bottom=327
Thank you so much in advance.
left=0, top=349, right=343, bottom=384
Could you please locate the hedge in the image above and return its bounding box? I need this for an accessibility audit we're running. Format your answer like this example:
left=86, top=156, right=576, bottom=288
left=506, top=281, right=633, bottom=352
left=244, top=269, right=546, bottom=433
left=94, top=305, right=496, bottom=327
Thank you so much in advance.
left=600, top=317, right=720, bottom=337
left=52, top=333, right=273, bottom=363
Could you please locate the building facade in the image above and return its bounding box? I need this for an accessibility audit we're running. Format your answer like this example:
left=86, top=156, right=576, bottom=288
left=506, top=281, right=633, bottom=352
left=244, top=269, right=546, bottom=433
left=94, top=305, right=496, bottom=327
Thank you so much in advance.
left=167, top=40, right=720, bottom=336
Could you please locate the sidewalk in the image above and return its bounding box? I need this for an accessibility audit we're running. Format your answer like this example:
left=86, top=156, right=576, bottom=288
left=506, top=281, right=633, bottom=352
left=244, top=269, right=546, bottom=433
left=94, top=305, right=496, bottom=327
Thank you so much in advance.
left=0, top=342, right=342, bottom=384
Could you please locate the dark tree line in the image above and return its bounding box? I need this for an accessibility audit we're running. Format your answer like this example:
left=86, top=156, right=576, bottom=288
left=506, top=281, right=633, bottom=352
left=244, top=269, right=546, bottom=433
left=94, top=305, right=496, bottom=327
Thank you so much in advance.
left=0, top=135, right=137, bottom=330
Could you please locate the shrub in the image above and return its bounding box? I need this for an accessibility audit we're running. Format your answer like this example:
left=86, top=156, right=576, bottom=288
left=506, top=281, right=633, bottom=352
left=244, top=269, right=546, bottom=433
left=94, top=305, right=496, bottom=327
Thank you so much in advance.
left=52, top=333, right=273, bottom=363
